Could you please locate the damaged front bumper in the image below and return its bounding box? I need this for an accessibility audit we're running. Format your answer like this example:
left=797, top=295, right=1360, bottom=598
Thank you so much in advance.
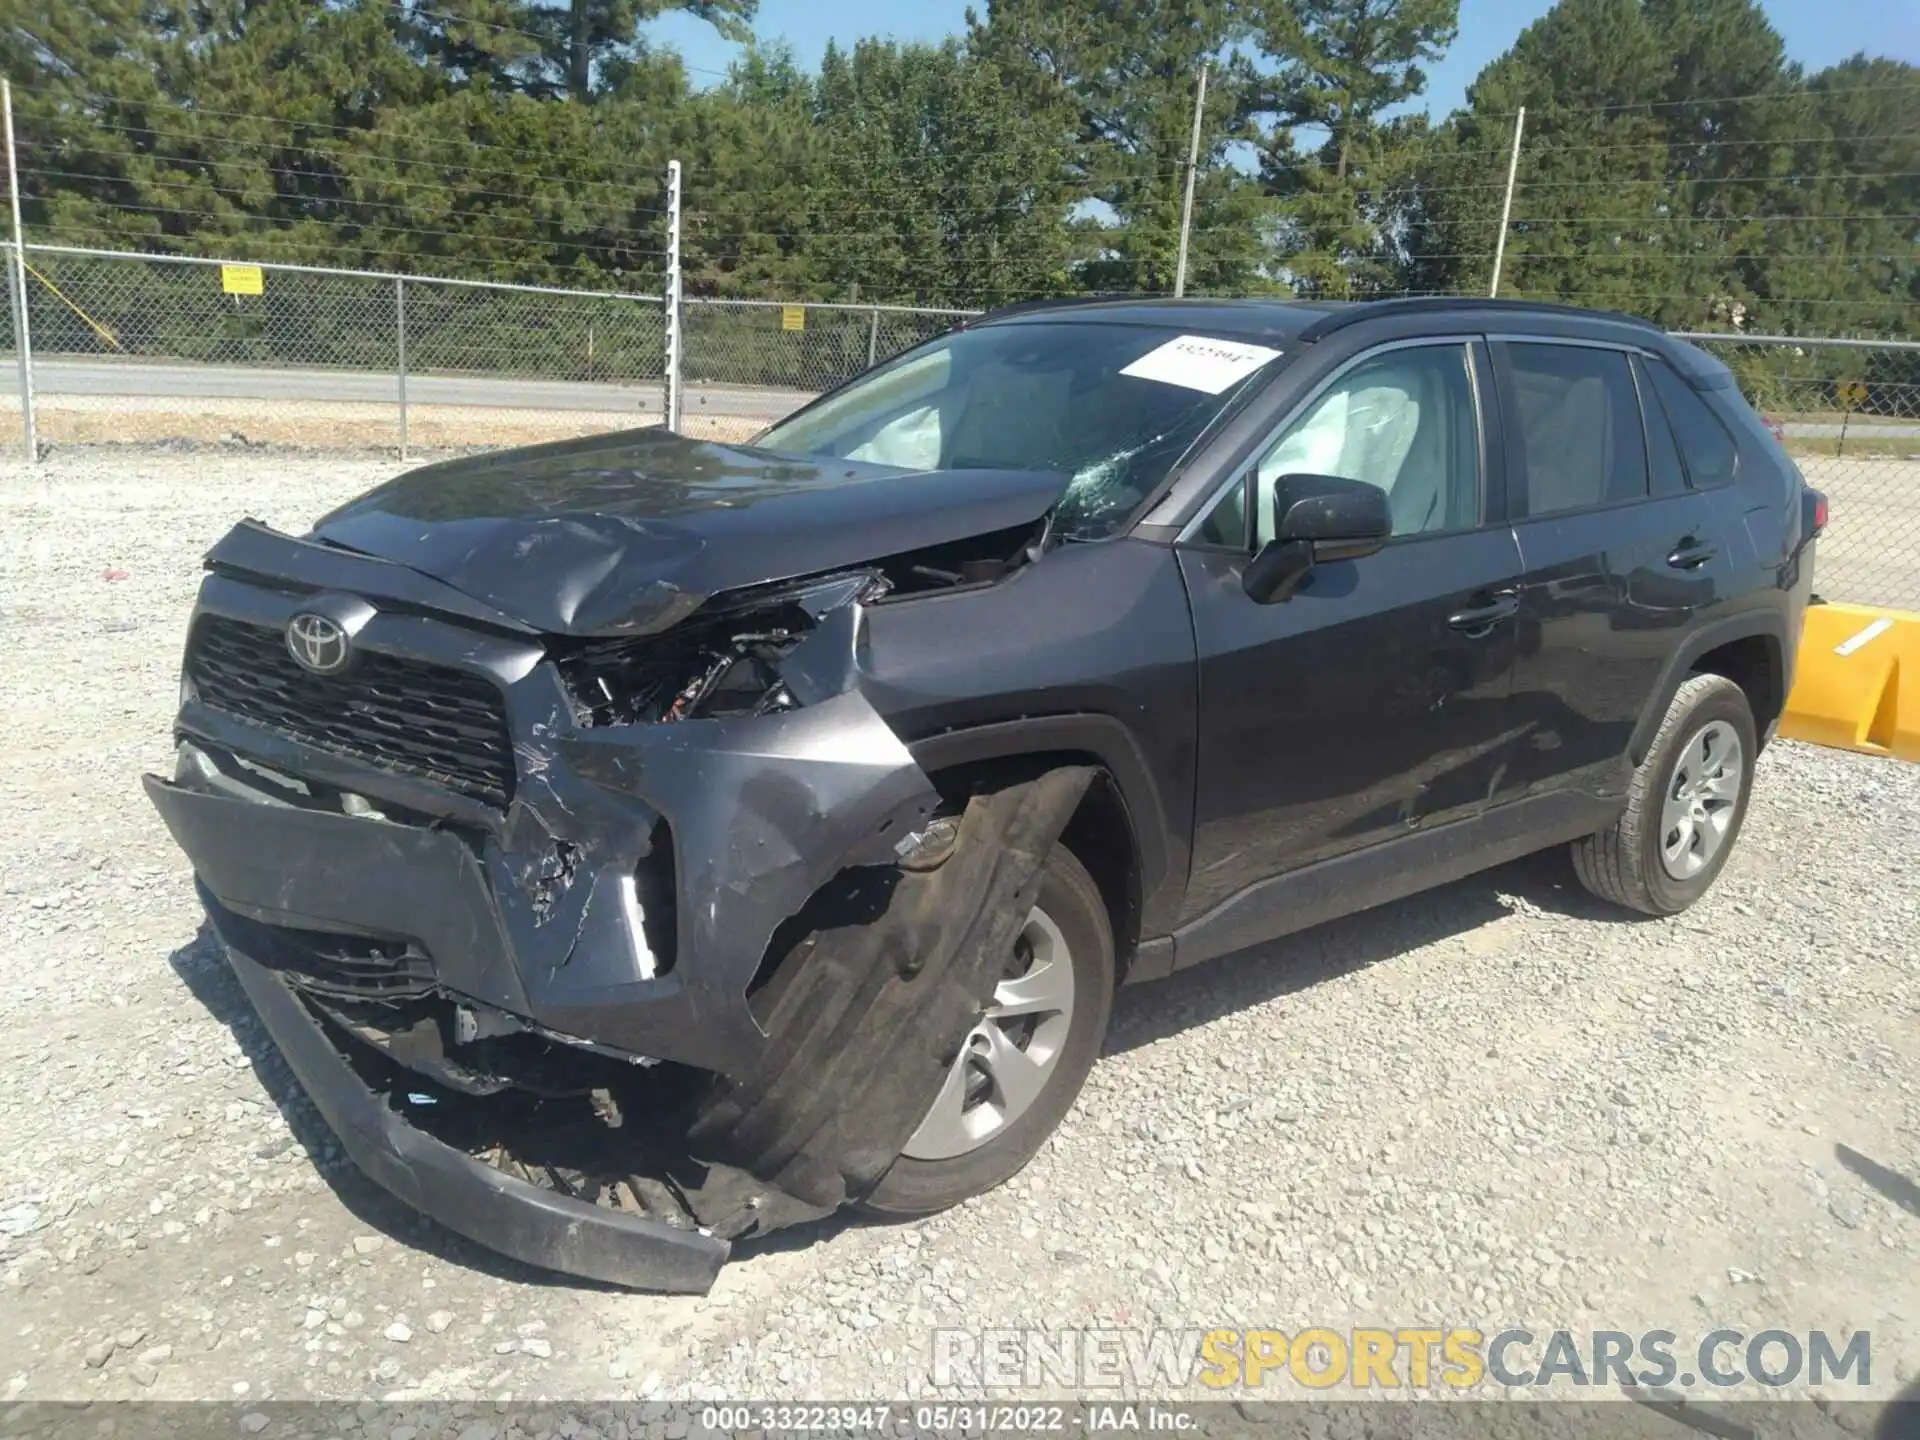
left=220, top=931, right=731, bottom=1292
left=146, top=524, right=1088, bottom=1291
left=150, top=525, right=941, bottom=1083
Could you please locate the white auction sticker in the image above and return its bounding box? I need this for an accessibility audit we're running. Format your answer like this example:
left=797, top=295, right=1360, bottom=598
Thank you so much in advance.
left=1120, top=334, right=1282, bottom=394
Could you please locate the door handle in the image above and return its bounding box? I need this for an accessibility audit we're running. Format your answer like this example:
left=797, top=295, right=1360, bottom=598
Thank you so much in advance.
left=1667, top=540, right=1718, bottom=570
left=1448, top=587, right=1520, bottom=635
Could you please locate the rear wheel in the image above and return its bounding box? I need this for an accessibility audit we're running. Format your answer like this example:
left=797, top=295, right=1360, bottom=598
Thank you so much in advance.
left=863, top=845, right=1113, bottom=1217
left=1572, top=673, right=1756, bottom=916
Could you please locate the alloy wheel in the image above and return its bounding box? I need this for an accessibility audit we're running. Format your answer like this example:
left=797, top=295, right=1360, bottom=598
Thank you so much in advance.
left=1660, top=719, right=1743, bottom=880
left=902, top=907, right=1076, bottom=1161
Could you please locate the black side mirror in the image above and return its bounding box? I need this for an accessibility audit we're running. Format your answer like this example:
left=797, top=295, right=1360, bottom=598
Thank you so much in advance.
left=1242, top=473, right=1392, bottom=604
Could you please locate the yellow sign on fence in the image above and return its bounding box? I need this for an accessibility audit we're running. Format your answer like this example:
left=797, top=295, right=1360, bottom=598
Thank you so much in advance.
left=1837, top=378, right=1867, bottom=410
left=781, top=304, right=806, bottom=332
left=220, top=264, right=264, bottom=296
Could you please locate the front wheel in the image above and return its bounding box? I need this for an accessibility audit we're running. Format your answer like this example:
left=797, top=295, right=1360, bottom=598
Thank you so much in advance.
left=1571, top=672, right=1757, bottom=916
left=863, top=845, right=1113, bottom=1217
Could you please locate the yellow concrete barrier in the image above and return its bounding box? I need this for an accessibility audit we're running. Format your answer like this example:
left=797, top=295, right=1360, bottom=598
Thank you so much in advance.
left=1780, top=603, right=1920, bottom=761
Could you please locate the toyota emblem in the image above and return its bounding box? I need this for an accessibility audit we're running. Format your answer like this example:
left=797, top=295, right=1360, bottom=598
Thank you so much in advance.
left=286, top=613, right=352, bottom=675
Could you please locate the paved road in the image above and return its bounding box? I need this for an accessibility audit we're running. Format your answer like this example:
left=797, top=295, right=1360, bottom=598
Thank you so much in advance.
left=29, top=358, right=816, bottom=422
left=1784, top=421, right=1920, bottom=440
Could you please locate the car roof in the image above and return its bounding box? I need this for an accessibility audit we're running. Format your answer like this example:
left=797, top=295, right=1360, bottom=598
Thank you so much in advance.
left=970, top=294, right=1734, bottom=386
left=975, top=294, right=1663, bottom=341
left=975, top=297, right=1348, bottom=343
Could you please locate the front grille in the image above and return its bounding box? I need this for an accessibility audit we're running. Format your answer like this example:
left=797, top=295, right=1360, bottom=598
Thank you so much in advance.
left=187, top=614, right=515, bottom=804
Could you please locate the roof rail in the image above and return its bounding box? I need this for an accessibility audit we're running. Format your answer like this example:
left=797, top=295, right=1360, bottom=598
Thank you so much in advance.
left=1296, top=296, right=1662, bottom=343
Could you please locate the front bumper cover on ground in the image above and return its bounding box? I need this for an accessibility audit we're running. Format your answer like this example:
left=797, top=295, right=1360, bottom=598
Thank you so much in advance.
left=222, top=938, right=731, bottom=1293
left=154, top=764, right=1093, bottom=1290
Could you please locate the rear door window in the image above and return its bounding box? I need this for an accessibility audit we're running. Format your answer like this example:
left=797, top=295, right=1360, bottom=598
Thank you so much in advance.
left=1503, top=343, right=1649, bottom=518
left=1646, top=359, right=1739, bottom=489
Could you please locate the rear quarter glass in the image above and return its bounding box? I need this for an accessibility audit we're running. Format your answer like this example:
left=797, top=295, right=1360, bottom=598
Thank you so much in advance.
left=1707, top=382, right=1805, bottom=510
left=1647, top=359, right=1739, bottom=490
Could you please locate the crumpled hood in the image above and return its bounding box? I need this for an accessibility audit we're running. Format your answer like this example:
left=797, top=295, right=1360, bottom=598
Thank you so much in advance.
left=311, top=427, right=1069, bottom=636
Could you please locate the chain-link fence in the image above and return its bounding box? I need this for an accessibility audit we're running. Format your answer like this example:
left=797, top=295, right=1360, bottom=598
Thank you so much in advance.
left=0, top=246, right=976, bottom=455
left=677, top=298, right=971, bottom=441
left=1, top=244, right=671, bottom=454
left=1682, top=333, right=1920, bottom=611
left=3, top=243, right=1915, bottom=611
left=684, top=298, right=969, bottom=390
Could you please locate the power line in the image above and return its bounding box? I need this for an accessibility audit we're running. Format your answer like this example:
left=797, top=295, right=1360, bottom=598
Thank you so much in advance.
left=36, top=142, right=669, bottom=217
left=25, top=198, right=666, bottom=263
left=21, top=164, right=670, bottom=239
left=1510, top=212, right=1919, bottom=225
left=1499, top=286, right=1910, bottom=308
left=49, top=115, right=671, bottom=195
left=1417, top=129, right=1920, bottom=165
left=26, top=224, right=661, bottom=281
left=1393, top=168, right=1920, bottom=197
left=1467, top=78, right=1920, bottom=123
left=45, top=85, right=688, bottom=173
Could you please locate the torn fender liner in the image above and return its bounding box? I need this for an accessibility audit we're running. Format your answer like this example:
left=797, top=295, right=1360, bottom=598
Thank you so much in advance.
left=683, top=767, right=1095, bottom=1235
left=222, top=945, right=730, bottom=1293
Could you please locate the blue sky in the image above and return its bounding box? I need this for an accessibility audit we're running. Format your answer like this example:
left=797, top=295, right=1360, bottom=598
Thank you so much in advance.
left=649, top=0, right=1919, bottom=116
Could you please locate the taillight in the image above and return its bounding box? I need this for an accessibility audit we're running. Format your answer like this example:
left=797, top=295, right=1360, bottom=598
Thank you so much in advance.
left=1804, top=488, right=1829, bottom=536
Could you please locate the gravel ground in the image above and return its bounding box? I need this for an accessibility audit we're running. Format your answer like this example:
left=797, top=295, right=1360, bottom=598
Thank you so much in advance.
left=1, top=450, right=1915, bottom=1419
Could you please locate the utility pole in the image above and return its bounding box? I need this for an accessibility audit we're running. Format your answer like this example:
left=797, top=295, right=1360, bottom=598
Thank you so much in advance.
left=3, top=78, right=36, bottom=462
left=1489, top=106, right=1526, bottom=299
left=1173, top=61, right=1210, bottom=300
left=664, top=159, right=683, bottom=433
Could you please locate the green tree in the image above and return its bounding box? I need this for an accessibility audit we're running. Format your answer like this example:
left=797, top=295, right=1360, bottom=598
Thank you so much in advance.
left=1762, top=56, right=1920, bottom=337
left=969, top=0, right=1273, bottom=296
left=1404, top=0, right=1673, bottom=311
left=676, top=43, right=830, bottom=298
left=394, top=0, right=753, bottom=100
left=1250, top=0, right=1458, bottom=298
left=1403, top=0, right=1916, bottom=333
left=800, top=37, right=1082, bottom=306
left=5, top=0, right=1912, bottom=337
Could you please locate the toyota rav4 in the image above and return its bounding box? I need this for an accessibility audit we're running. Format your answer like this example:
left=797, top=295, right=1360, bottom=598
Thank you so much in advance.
left=146, top=296, right=1823, bottom=1292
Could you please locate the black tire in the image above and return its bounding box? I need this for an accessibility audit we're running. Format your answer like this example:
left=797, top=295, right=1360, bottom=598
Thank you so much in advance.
left=1571, top=673, right=1757, bottom=916
left=862, top=845, right=1114, bottom=1217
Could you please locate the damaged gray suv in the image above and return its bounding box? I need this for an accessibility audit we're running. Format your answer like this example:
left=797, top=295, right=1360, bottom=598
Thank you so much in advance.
left=147, top=296, right=1820, bottom=1292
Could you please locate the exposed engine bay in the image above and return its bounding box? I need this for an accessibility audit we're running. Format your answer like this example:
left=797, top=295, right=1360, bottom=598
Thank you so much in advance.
left=552, top=517, right=1048, bottom=730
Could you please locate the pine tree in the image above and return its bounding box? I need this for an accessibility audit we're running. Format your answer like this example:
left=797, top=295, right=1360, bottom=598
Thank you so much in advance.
left=1250, top=0, right=1458, bottom=298
left=969, top=0, right=1272, bottom=296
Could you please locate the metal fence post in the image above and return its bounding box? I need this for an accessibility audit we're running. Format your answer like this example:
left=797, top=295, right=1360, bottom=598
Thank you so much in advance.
left=3, top=79, right=38, bottom=463
left=664, top=159, right=683, bottom=433
left=867, top=306, right=880, bottom=369
left=394, top=275, right=409, bottom=461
